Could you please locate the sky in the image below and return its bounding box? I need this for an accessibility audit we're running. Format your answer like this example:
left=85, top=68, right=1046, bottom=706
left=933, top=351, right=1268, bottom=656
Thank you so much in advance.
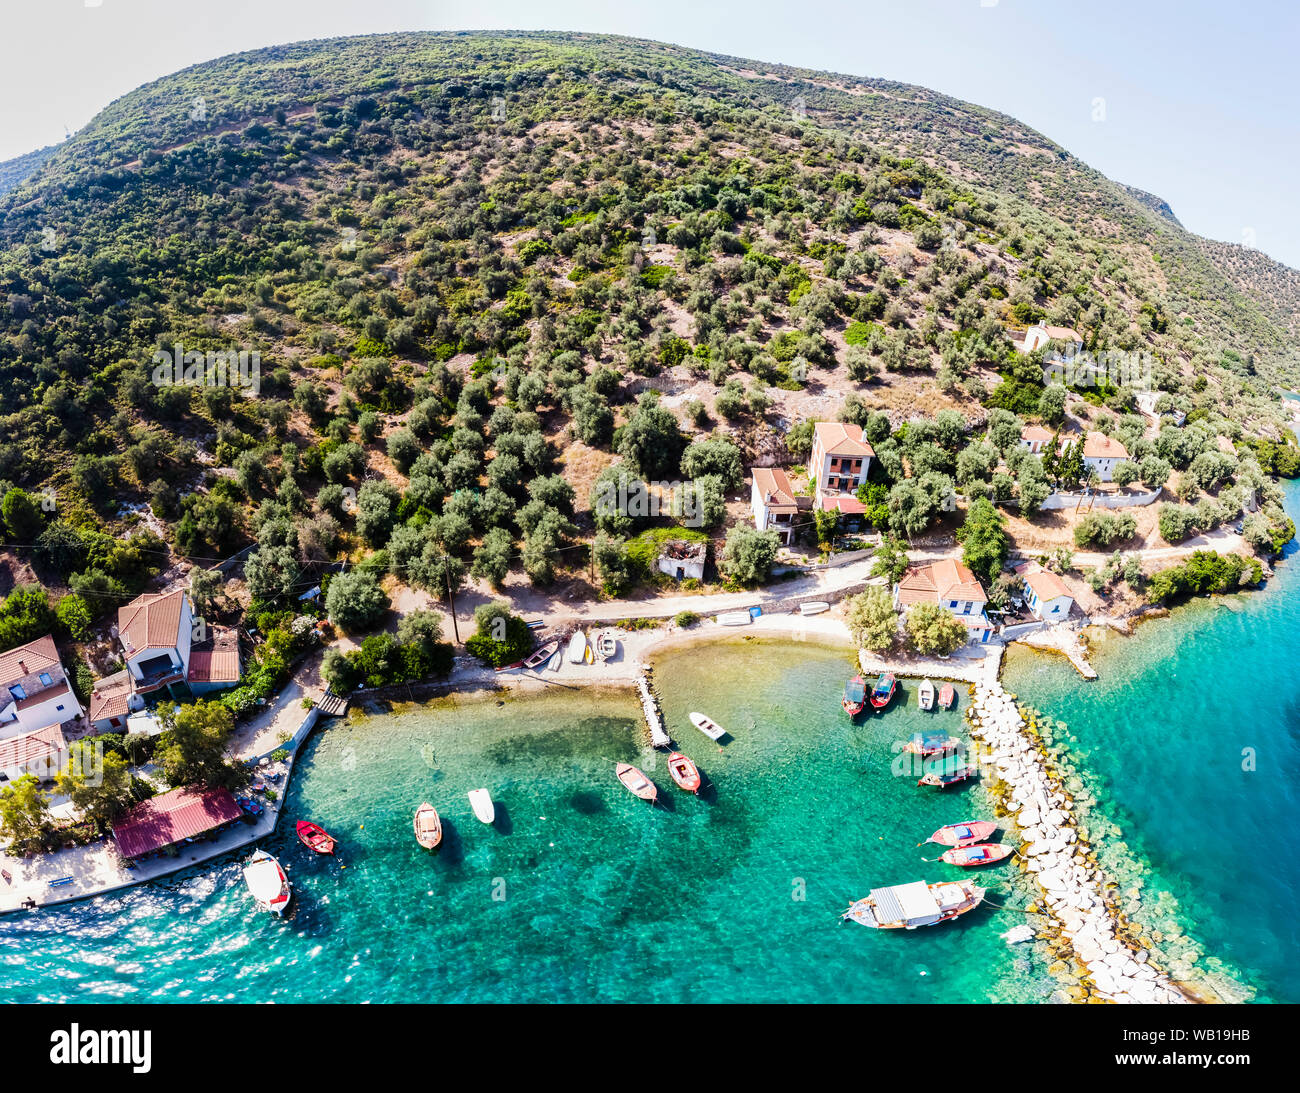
left=1, top=0, right=1297, bottom=268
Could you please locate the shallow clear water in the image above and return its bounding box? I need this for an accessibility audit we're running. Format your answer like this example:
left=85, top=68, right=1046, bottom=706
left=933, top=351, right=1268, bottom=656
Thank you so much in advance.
left=0, top=646, right=1055, bottom=1003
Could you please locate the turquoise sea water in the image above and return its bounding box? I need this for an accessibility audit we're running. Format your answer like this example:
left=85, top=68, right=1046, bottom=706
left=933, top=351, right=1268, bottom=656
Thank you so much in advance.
left=3, top=480, right=1298, bottom=1002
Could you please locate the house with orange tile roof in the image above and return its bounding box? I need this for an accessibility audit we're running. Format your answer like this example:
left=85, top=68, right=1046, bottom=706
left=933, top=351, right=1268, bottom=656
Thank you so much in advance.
left=893, top=559, right=994, bottom=644
left=750, top=465, right=809, bottom=544
left=1019, top=425, right=1054, bottom=454
left=807, top=421, right=874, bottom=527
left=0, top=634, right=83, bottom=779
left=1021, top=323, right=1083, bottom=355
left=1058, top=430, right=1129, bottom=482
left=1014, top=562, right=1075, bottom=621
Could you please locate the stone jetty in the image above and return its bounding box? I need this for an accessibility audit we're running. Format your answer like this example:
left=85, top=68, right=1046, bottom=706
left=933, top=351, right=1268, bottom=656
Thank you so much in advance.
left=965, top=683, right=1188, bottom=1004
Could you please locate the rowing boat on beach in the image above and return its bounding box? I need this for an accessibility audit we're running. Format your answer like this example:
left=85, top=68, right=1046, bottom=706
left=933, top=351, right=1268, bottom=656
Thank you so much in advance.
left=918, top=678, right=935, bottom=710
left=547, top=649, right=562, bottom=671
left=615, top=762, right=658, bottom=802
left=595, top=630, right=617, bottom=660
left=468, top=788, right=496, bottom=824
left=842, top=879, right=984, bottom=929
left=414, top=803, right=443, bottom=849
left=799, top=601, right=830, bottom=616
left=689, top=711, right=726, bottom=741
left=717, top=611, right=751, bottom=626
left=567, top=631, right=588, bottom=664
left=923, top=820, right=997, bottom=847
left=940, top=843, right=1012, bottom=867
left=667, top=752, right=702, bottom=793
left=522, top=639, right=559, bottom=669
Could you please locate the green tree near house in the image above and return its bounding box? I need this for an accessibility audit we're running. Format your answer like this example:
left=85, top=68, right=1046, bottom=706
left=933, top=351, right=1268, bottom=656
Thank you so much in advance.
left=813, top=507, right=839, bottom=548
left=956, top=497, right=1009, bottom=583
left=0, top=774, right=53, bottom=853
left=55, top=744, right=138, bottom=833
left=869, top=536, right=911, bottom=584
left=154, top=701, right=248, bottom=792
left=719, top=526, right=780, bottom=586
left=465, top=601, right=533, bottom=668
left=845, top=586, right=898, bottom=652
left=904, top=602, right=969, bottom=657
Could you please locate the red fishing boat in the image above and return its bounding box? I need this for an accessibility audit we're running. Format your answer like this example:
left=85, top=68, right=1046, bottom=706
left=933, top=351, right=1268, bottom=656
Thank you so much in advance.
left=667, top=752, right=702, bottom=793
left=842, top=675, right=867, bottom=716
left=923, top=820, right=997, bottom=847
left=940, top=843, right=1012, bottom=867
left=869, top=672, right=897, bottom=710
left=295, top=820, right=337, bottom=855
left=937, top=683, right=956, bottom=709
left=902, top=732, right=961, bottom=757
left=615, top=763, right=658, bottom=803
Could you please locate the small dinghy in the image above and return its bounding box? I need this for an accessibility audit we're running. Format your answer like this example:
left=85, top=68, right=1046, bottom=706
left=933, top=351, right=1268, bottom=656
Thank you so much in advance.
left=468, top=788, right=496, bottom=824
left=666, top=752, right=702, bottom=793
left=547, top=649, right=563, bottom=671
left=918, top=678, right=936, bottom=710
left=918, top=765, right=976, bottom=788
left=799, top=601, right=830, bottom=616
left=413, top=802, right=443, bottom=849
left=296, top=820, right=337, bottom=855
left=717, top=611, right=751, bottom=626
left=689, top=711, right=726, bottom=741
left=615, top=762, right=658, bottom=802
left=522, top=639, right=559, bottom=669
left=567, top=631, right=588, bottom=664
left=923, top=820, right=997, bottom=847
left=243, top=850, right=291, bottom=915
left=940, top=843, right=1012, bottom=867
left=938, top=683, right=956, bottom=709
left=596, top=630, right=617, bottom=660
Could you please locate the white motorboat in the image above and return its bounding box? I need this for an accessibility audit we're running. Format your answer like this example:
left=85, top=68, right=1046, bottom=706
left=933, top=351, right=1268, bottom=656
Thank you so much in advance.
left=468, top=788, right=496, bottom=824
left=842, top=879, right=985, bottom=929
left=689, top=711, right=727, bottom=741
left=799, top=601, right=830, bottom=616
left=243, top=849, right=291, bottom=916
left=716, top=612, right=751, bottom=626
left=918, top=678, right=936, bottom=710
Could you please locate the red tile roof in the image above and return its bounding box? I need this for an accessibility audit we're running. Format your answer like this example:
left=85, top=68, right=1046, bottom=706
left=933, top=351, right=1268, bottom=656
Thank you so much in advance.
left=1082, top=432, right=1128, bottom=459
left=897, top=559, right=987, bottom=607
left=0, top=723, right=67, bottom=769
left=1021, top=425, right=1054, bottom=443
left=752, top=466, right=798, bottom=512
left=0, top=634, right=61, bottom=687
left=822, top=494, right=867, bottom=514
left=1024, top=567, right=1071, bottom=602
left=187, top=626, right=241, bottom=685
left=814, top=421, right=874, bottom=458
left=118, top=590, right=187, bottom=656
left=89, top=672, right=133, bottom=724
left=112, top=786, right=243, bottom=858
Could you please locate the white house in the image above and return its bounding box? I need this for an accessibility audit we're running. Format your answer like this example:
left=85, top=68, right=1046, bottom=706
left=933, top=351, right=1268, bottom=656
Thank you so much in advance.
left=751, top=466, right=803, bottom=544
left=1016, top=563, right=1074, bottom=622
left=1080, top=431, right=1129, bottom=482
left=894, top=559, right=994, bottom=644
left=1019, top=425, right=1054, bottom=455
left=0, top=635, right=82, bottom=782
left=656, top=540, right=707, bottom=582
left=113, top=589, right=240, bottom=701
left=809, top=421, right=873, bottom=506
left=1021, top=324, right=1083, bottom=355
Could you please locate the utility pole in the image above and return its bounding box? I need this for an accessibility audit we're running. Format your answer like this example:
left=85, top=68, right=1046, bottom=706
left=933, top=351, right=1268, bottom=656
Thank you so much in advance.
left=438, top=534, right=460, bottom=644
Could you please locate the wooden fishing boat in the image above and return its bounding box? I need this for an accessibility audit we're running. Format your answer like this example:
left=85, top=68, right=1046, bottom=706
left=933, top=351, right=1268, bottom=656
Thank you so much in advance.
left=666, top=752, right=702, bottom=793
left=567, top=631, right=588, bottom=664
left=522, top=639, right=559, bottom=669
left=918, top=678, right=936, bottom=710
left=940, top=843, right=1012, bottom=868
left=799, top=601, right=830, bottom=616
left=295, top=820, right=337, bottom=855
left=689, top=711, right=726, bottom=741
left=902, top=732, right=961, bottom=757
left=468, top=788, right=496, bottom=824
left=842, top=675, right=867, bottom=717
left=413, top=802, right=443, bottom=849
left=596, top=630, right=617, bottom=660
left=869, top=672, right=897, bottom=710
left=938, top=683, right=956, bottom=709
left=924, top=820, right=998, bottom=848
left=917, top=765, right=976, bottom=788
left=547, top=649, right=563, bottom=671
left=243, top=850, right=291, bottom=916
left=842, top=879, right=984, bottom=929
left=615, top=762, right=658, bottom=802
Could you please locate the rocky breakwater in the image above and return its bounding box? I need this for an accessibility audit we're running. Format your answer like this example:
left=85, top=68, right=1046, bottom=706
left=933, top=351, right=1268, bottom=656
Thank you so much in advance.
left=966, top=684, right=1189, bottom=1004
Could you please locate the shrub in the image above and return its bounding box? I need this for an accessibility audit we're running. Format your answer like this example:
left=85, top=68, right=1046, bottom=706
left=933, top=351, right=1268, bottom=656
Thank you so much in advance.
left=674, top=611, right=700, bottom=628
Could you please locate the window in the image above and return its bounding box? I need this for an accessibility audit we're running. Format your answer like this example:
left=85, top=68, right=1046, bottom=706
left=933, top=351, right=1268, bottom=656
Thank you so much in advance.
left=948, top=600, right=958, bottom=609
left=8, top=684, right=25, bottom=702
left=39, top=672, right=52, bottom=686
left=56, top=704, right=65, bottom=712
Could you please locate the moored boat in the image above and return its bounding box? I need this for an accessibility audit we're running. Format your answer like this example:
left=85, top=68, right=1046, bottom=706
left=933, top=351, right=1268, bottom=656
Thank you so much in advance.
left=869, top=672, right=897, bottom=710
left=295, top=820, right=337, bottom=855
left=666, top=752, right=702, bottom=793
left=918, top=678, right=935, bottom=710
left=615, top=762, right=658, bottom=802
left=842, top=675, right=867, bottom=717
left=689, top=711, right=726, bottom=741
left=940, top=843, right=1012, bottom=867
left=918, top=765, right=976, bottom=788
left=567, top=631, right=588, bottom=664
left=522, top=639, right=559, bottom=669
left=799, top=601, right=830, bottom=616
left=902, top=732, right=961, bottom=757
left=413, top=802, right=443, bottom=849
left=937, top=683, right=956, bottom=709
left=842, top=879, right=984, bottom=929
left=243, top=850, right=291, bottom=915
left=468, top=788, right=496, bottom=824
left=923, top=820, right=997, bottom=847
left=717, top=611, right=751, bottom=626
left=596, top=630, right=617, bottom=660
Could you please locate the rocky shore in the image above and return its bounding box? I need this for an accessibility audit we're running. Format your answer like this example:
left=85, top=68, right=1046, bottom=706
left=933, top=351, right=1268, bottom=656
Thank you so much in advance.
left=965, top=684, right=1189, bottom=1004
